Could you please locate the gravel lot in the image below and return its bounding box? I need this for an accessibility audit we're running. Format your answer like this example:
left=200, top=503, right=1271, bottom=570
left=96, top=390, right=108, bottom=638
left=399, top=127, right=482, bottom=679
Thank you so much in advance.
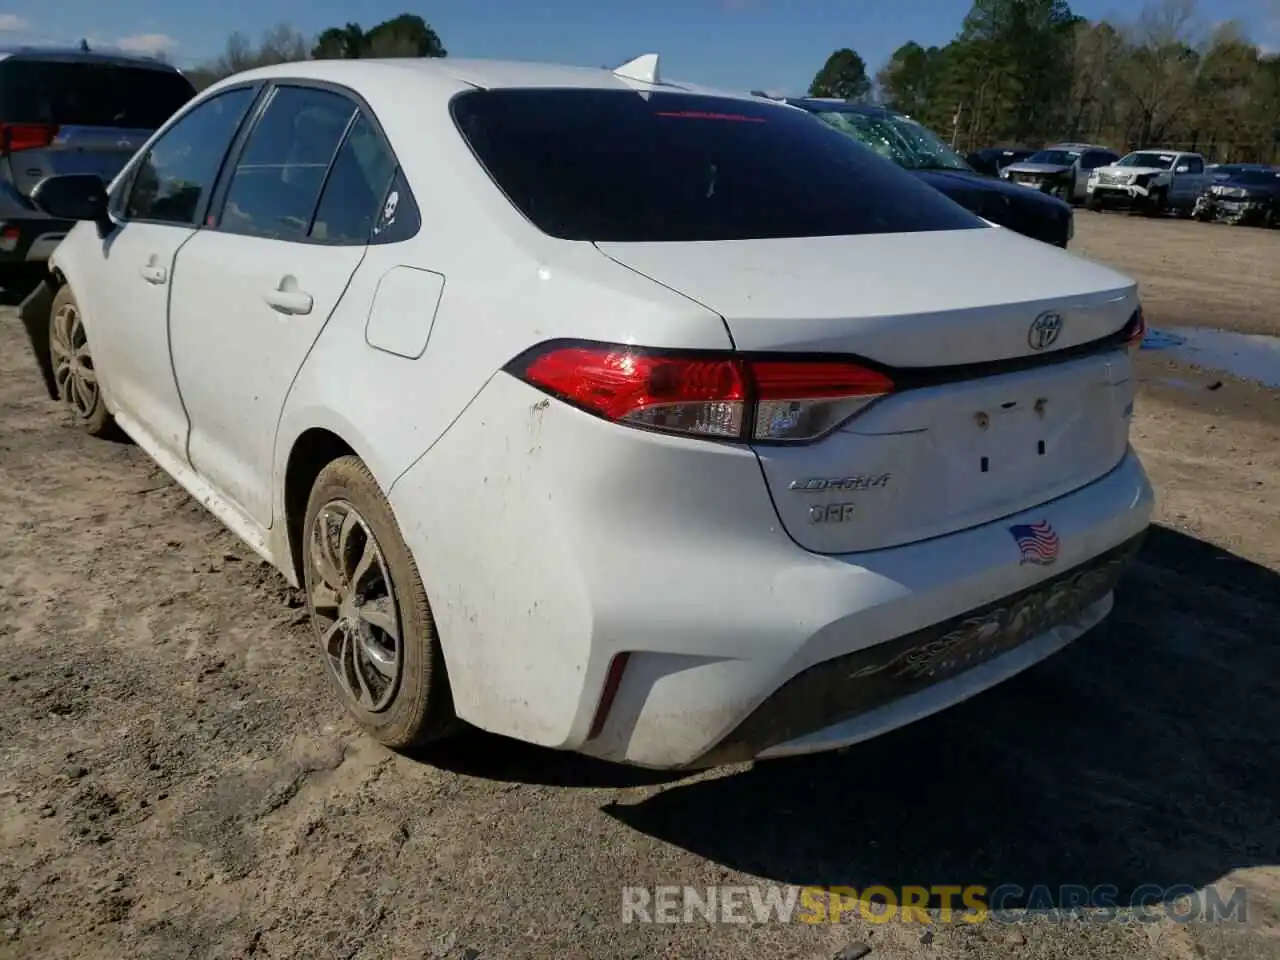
left=2, top=212, right=1278, bottom=960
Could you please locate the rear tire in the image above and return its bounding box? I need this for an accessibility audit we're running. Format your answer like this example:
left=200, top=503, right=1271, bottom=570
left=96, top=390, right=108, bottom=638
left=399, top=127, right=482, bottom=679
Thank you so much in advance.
left=48, top=285, right=114, bottom=437
left=302, top=455, right=460, bottom=750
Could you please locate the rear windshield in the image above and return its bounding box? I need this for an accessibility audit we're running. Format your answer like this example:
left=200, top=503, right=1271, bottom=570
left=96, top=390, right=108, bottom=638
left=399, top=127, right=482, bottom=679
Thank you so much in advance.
left=0, top=60, right=196, bottom=129
left=450, top=89, right=986, bottom=243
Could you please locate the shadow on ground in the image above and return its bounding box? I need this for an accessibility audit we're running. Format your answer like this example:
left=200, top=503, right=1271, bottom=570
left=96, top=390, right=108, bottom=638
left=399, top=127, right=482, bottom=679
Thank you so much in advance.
left=445, top=525, right=1279, bottom=906
left=600, top=525, right=1280, bottom=905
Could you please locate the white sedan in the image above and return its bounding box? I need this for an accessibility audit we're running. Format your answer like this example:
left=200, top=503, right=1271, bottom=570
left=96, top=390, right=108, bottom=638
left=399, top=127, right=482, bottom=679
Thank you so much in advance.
left=20, top=54, right=1153, bottom=769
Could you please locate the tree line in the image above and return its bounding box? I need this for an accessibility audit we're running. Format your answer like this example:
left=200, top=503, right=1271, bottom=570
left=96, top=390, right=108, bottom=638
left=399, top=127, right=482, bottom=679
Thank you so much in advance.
left=810, top=0, right=1280, bottom=163
left=183, top=14, right=446, bottom=90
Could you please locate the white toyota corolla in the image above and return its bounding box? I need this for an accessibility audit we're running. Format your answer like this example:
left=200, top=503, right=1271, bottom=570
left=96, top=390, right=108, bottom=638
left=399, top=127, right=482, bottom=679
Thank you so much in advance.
left=19, top=54, right=1152, bottom=769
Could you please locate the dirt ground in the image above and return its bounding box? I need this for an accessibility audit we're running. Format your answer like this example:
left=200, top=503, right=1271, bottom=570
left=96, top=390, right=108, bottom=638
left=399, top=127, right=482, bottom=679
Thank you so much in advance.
left=1, top=212, right=1278, bottom=960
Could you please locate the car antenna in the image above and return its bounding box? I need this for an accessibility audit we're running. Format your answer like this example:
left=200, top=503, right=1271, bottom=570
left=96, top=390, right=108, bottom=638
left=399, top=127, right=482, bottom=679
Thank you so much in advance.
left=613, top=53, right=660, bottom=85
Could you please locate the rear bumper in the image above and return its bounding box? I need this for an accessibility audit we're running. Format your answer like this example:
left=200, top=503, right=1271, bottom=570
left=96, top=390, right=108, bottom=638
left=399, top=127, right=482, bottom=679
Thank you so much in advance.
left=0, top=217, right=75, bottom=265
left=390, top=373, right=1154, bottom=769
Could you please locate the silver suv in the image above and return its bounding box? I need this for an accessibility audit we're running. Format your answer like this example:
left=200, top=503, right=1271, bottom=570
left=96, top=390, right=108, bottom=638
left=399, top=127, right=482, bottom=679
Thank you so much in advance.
left=0, top=45, right=196, bottom=290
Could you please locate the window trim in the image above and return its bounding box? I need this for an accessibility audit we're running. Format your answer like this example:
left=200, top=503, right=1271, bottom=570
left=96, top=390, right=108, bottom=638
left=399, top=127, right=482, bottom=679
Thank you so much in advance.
left=112, top=81, right=267, bottom=230
left=202, top=77, right=419, bottom=247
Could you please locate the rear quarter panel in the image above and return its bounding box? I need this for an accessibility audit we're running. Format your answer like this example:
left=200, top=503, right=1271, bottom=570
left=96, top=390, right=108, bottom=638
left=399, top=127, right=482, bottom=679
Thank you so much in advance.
left=272, top=67, right=732, bottom=539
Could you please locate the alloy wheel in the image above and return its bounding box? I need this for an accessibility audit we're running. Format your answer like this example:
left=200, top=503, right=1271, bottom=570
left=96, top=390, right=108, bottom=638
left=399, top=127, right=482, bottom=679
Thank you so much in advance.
left=49, top=301, right=98, bottom=419
left=308, top=500, right=403, bottom=712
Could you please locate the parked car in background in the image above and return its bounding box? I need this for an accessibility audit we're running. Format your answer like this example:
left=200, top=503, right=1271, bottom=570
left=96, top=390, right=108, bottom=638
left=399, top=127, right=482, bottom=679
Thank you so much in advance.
left=1206, top=162, right=1275, bottom=182
left=21, top=55, right=1151, bottom=769
left=1193, top=167, right=1280, bottom=227
left=999, top=143, right=1120, bottom=203
left=786, top=99, right=1073, bottom=247
left=966, top=146, right=1035, bottom=178
left=0, top=45, right=196, bottom=291
left=1086, top=150, right=1209, bottom=216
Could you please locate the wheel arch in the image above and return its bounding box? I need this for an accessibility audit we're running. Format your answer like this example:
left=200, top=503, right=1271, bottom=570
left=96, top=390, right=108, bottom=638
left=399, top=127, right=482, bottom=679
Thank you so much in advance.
left=281, top=426, right=357, bottom=587
left=277, top=410, right=402, bottom=587
left=17, top=265, right=69, bottom=401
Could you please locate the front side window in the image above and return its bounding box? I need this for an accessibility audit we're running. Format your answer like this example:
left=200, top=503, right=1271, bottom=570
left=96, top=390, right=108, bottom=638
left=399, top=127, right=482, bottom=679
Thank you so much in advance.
left=451, top=89, right=984, bottom=243
left=218, top=85, right=356, bottom=241
left=124, top=86, right=257, bottom=225
left=1183, top=157, right=1204, bottom=174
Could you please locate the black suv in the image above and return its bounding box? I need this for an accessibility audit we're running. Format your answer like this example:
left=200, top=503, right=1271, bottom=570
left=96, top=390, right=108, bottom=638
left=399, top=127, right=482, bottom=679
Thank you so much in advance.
left=783, top=99, right=1073, bottom=248
left=0, top=46, right=196, bottom=290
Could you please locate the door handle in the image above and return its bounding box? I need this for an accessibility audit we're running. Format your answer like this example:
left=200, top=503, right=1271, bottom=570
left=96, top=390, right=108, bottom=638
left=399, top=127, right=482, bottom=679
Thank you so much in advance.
left=139, top=264, right=167, bottom=284
left=263, top=288, right=314, bottom=316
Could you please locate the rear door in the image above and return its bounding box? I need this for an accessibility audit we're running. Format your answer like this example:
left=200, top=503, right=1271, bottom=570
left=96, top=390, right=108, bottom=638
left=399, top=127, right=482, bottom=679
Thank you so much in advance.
left=0, top=56, right=196, bottom=200
left=169, top=83, right=397, bottom=528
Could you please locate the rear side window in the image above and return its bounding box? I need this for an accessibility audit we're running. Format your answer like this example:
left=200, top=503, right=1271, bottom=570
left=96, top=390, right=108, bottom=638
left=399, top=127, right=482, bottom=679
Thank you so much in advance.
left=450, top=89, right=985, bottom=243
left=0, top=60, right=196, bottom=129
left=309, top=114, right=397, bottom=243
left=218, top=86, right=356, bottom=241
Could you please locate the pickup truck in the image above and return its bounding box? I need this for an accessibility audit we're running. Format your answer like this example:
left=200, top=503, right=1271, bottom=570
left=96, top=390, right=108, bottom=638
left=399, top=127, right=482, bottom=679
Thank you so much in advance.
left=1085, top=150, right=1210, bottom=215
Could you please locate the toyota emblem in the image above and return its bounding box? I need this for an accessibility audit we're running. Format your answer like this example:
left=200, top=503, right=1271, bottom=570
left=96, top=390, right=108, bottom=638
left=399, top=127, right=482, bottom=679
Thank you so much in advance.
left=1028, top=311, right=1063, bottom=351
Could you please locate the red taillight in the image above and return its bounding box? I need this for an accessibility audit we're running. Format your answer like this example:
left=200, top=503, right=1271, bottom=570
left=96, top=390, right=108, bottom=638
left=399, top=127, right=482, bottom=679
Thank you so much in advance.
left=1, top=123, right=59, bottom=154
left=512, top=342, right=894, bottom=443
left=1122, top=306, right=1146, bottom=355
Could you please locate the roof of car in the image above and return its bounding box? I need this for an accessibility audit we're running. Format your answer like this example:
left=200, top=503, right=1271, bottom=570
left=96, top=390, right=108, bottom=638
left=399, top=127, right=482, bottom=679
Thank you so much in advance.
left=224, top=56, right=769, bottom=105
left=0, top=45, right=182, bottom=71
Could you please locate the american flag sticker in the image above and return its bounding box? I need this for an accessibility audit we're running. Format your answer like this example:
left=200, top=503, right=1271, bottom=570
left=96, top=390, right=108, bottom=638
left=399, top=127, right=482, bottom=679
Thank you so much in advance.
left=1009, top=520, right=1061, bottom=565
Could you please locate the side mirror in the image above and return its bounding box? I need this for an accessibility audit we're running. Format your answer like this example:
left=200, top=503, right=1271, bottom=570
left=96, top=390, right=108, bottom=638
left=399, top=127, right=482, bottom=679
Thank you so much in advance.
left=1175, top=165, right=1190, bottom=174
left=30, top=174, right=111, bottom=235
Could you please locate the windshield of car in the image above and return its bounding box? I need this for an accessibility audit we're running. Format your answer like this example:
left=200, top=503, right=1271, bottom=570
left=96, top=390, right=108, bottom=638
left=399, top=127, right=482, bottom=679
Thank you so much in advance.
left=0, top=59, right=196, bottom=129
left=1118, top=152, right=1176, bottom=169
left=1213, top=164, right=1266, bottom=179
left=451, top=89, right=985, bottom=243
left=1026, top=149, right=1079, bottom=166
left=814, top=110, right=971, bottom=172
left=1232, top=170, right=1280, bottom=187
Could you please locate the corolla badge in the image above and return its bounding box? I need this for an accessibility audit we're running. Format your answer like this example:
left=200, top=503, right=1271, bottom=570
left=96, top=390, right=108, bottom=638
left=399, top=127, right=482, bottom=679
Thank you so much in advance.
left=1028, top=311, right=1064, bottom=351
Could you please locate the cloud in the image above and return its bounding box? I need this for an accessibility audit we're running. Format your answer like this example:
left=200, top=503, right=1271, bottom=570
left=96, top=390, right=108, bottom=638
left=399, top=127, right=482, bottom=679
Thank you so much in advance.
left=115, top=32, right=178, bottom=55
left=0, top=14, right=30, bottom=31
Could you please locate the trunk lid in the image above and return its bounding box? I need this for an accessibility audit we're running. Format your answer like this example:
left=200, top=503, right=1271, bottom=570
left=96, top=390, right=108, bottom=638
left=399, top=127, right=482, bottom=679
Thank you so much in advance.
left=596, top=227, right=1138, bottom=554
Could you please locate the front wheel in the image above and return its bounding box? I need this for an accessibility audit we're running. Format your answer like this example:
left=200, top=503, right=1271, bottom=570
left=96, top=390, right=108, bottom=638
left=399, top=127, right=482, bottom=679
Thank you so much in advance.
left=302, top=455, right=460, bottom=750
left=48, top=285, right=114, bottom=437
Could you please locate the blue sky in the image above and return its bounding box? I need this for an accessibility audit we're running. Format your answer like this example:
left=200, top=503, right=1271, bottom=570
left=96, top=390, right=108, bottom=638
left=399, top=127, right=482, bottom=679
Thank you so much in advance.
left=9, top=0, right=1278, bottom=93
